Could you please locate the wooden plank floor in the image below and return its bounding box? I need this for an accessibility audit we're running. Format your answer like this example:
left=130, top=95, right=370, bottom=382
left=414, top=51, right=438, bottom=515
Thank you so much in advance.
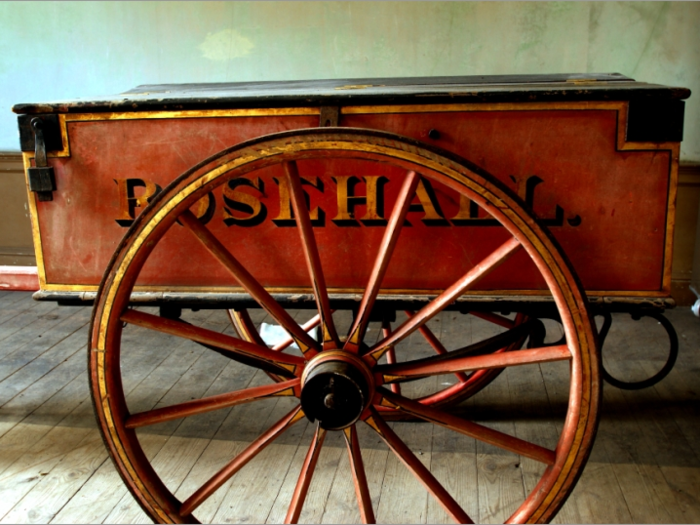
left=0, top=290, right=699, bottom=523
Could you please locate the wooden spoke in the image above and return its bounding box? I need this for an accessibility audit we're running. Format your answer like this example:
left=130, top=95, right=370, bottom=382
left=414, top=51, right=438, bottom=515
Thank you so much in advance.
left=286, top=161, right=340, bottom=349
left=468, top=310, right=516, bottom=329
left=344, top=171, right=421, bottom=352
left=364, top=237, right=522, bottom=363
left=285, top=425, right=327, bottom=524
left=364, top=408, right=473, bottom=524
left=227, top=309, right=288, bottom=382
left=382, top=320, right=401, bottom=395
left=377, top=321, right=558, bottom=382
left=379, top=389, right=556, bottom=465
left=180, top=210, right=319, bottom=357
left=125, top=378, right=299, bottom=429
left=229, top=309, right=325, bottom=352
left=180, top=405, right=304, bottom=516
left=380, top=345, right=570, bottom=383
left=404, top=311, right=469, bottom=383
left=121, top=309, right=304, bottom=377
left=273, top=313, right=323, bottom=352
left=227, top=309, right=267, bottom=346
left=343, top=425, right=376, bottom=524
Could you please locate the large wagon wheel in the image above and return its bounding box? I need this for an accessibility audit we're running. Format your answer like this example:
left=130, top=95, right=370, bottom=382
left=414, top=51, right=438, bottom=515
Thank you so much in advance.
left=89, top=129, right=600, bottom=524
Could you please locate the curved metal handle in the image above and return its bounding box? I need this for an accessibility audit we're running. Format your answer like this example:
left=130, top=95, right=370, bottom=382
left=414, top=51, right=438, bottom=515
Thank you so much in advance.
left=27, top=118, right=55, bottom=201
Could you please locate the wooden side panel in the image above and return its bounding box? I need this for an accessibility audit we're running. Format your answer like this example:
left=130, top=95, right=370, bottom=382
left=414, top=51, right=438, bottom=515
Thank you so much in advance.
left=29, top=107, right=674, bottom=295
left=344, top=110, right=671, bottom=294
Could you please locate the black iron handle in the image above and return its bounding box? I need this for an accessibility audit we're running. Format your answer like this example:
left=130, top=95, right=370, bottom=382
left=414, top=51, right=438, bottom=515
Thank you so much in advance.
left=27, top=118, right=56, bottom=201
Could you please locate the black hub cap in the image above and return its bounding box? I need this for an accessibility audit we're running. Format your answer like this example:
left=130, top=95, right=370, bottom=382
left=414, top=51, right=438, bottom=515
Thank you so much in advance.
left=300, top=360, right=370, bottom=431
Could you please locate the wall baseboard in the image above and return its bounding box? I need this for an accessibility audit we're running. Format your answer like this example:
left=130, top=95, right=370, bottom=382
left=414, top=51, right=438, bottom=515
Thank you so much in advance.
left=0, top=265, right=39, bottom=291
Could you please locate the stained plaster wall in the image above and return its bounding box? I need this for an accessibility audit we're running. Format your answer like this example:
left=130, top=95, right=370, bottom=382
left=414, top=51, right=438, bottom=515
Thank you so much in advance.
left=0, top=1, right=698, bottom=160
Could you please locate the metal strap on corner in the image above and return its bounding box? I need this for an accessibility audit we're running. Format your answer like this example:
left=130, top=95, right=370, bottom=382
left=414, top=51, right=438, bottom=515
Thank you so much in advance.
left=27, top=118, right=56, bottom=201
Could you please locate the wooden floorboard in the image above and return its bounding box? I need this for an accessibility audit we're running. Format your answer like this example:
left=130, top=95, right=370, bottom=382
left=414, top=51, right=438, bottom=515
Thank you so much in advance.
left=0, top=293, right=698, bottom=523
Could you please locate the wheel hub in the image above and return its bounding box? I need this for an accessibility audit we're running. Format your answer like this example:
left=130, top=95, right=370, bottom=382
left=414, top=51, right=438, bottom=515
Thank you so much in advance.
left=300, top=351, right=373, bottom=431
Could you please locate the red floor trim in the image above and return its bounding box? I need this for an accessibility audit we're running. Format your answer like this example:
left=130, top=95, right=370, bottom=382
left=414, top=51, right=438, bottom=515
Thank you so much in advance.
left=0, top=266, right=39, bottom=291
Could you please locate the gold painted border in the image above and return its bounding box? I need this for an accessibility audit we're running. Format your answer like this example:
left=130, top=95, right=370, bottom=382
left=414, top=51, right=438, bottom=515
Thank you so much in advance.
left=37, top=282, right=670, bottom=299
left=27, top=108, right=321, bottom=291
left=28, top=101, right=679, bottom=297
left=50, top=107, right=321, bottom=158
left=342, top=101, right=626, bottom=114
left=344, top=100, right=679, bottom=294
left=21, top=153, right=48, bottom=289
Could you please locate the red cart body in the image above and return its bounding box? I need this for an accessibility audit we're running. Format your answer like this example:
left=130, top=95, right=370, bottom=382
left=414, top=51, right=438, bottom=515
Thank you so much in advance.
left=15, top=74, right=687, bottom=306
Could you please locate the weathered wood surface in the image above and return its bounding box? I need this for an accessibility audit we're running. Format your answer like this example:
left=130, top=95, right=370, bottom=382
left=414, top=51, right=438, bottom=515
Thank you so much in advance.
left=0, top=291, right=699, bottom=523
left=13, top=73, right=690, bottom=115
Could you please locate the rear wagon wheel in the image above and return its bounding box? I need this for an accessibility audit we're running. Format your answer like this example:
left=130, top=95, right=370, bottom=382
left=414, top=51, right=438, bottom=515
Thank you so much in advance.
left=89, top=128, right=600, bottom=523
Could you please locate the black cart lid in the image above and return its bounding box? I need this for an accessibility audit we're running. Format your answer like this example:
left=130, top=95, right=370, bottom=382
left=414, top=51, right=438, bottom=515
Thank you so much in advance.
left=12, top=73, right=691, bottom=114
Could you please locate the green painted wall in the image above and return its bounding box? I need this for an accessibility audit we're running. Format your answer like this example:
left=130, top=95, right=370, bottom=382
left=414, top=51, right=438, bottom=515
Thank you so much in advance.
left=1, top=1, right=698, bottom=159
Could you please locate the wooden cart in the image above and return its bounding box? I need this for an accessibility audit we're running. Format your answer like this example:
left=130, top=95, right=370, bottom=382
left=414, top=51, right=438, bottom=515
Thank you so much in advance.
left=13, top=74, right=689, bottom=523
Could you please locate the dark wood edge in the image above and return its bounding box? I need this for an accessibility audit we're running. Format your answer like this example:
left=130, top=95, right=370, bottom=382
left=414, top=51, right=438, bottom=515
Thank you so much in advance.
left=13, top=78, right=691, bottom=115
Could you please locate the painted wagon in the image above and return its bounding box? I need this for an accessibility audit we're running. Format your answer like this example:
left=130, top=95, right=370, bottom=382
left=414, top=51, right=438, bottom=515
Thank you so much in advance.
left=13, top=74, right=689, bottom=523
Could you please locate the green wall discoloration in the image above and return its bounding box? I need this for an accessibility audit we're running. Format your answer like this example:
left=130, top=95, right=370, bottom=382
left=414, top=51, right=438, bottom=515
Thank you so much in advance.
left=1, top=1, right=698, bottom=159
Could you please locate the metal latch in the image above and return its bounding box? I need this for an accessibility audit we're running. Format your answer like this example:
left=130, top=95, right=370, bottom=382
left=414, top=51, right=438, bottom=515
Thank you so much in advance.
left=27, top=118, right=56, bottom=201
left=319, top=106, right=339, bottom=127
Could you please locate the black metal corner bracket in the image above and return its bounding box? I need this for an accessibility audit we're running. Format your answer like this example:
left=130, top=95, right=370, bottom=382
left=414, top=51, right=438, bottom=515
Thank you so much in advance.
left=17, top=114, right=63, bottom=152
left=626, top=99, right=685, bottom=143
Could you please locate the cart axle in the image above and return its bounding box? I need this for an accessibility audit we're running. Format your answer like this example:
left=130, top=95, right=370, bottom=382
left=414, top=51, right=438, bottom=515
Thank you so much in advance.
left=300, top=350, right=374, bottom=430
